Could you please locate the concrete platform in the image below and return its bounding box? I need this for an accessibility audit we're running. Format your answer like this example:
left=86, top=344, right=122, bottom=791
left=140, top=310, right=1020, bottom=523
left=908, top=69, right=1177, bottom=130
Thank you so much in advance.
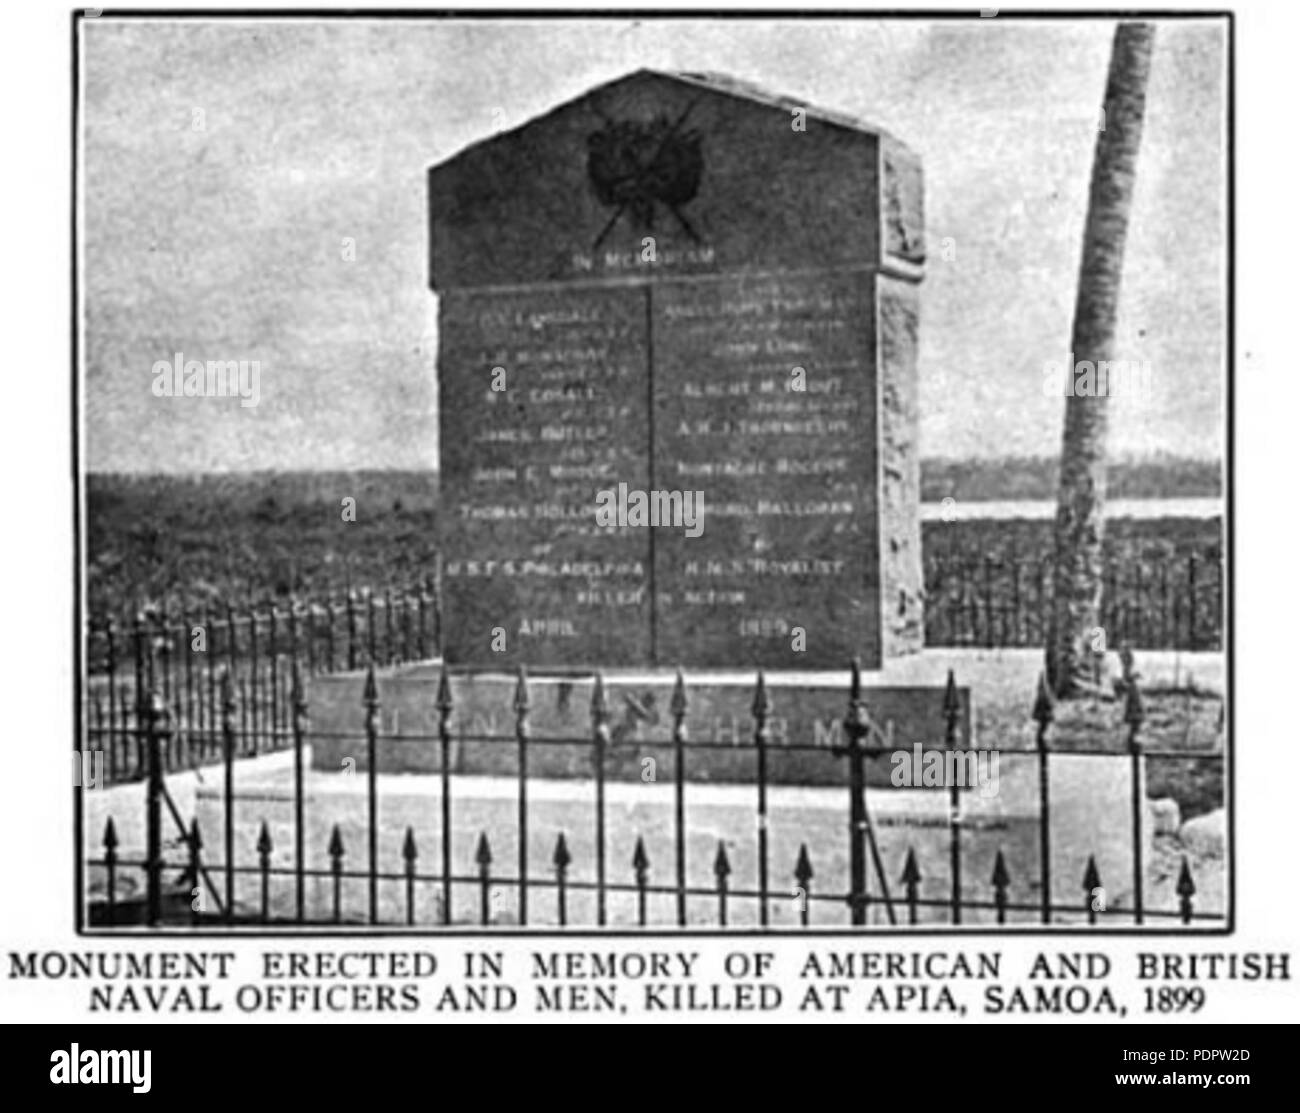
left=306, top=659, right=973, bottom=790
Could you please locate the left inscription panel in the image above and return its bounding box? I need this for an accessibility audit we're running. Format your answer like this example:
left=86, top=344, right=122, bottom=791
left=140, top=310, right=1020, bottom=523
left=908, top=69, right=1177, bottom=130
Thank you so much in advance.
left=439, top=285, right=653, bottom=667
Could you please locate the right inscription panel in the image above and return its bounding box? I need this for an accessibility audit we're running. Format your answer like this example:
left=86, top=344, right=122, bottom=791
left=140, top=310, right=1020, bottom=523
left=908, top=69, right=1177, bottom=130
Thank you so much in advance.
left=652, top=270, right=881, bottom=668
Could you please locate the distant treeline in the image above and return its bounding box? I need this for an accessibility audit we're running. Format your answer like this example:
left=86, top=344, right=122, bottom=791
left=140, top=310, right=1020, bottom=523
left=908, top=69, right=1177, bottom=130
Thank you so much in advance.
left=921, top=455, right=1222, bottom=501
left=87, top=455, right=1222, bottom=508
left=84, top=461, right=1222, bottom=623
left=86, top=470, right=442, bottom=619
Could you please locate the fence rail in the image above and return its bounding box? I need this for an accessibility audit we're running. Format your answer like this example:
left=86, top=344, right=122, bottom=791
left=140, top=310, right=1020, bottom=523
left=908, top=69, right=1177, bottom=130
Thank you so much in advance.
left=83, top=660, right=1225, bottom=930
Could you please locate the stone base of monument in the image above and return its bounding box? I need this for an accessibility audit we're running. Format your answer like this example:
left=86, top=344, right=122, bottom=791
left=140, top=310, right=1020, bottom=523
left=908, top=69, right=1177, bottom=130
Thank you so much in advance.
left=306, top=661, right=972, bottom=792
left=190, top=752, right=1176, bottom=926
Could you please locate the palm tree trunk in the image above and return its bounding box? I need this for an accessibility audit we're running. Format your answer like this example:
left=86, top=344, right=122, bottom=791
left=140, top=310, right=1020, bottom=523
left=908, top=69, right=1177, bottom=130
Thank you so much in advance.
left=1046, top=22, right=1156, bottom=697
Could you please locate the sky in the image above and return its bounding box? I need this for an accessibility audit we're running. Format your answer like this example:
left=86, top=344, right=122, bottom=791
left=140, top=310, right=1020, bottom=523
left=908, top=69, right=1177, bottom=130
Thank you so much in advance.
left=81, top=16, right=1227, bottom=473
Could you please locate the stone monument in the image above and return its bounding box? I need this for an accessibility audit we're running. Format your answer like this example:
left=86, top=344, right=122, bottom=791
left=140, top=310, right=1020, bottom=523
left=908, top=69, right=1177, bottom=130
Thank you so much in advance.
left=428, top=69, right=925, bottom=671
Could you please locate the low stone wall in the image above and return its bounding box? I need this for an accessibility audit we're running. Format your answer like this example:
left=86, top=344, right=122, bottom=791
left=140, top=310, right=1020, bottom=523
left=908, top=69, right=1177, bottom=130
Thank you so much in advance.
left=306, top=666, right=971, bottom=791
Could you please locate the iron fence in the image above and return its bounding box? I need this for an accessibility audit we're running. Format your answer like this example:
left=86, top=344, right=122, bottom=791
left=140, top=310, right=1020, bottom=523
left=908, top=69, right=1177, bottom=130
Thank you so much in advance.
left=85, top=584, right=440, bottom=784
left=85, top=544, right=1225, bottom=783
left=924, top=551, right=1224, bottom=651
left=83, top=660, right=1225, bottom=929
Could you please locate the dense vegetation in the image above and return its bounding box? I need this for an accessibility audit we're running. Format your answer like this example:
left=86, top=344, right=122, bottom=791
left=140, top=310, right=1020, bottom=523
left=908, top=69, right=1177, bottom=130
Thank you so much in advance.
left=86, top=471, right=441, bottom=617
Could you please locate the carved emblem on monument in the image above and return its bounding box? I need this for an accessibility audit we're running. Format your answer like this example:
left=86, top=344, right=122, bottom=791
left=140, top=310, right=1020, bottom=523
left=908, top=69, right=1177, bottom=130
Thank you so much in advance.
left=586, top=108, right=704, bottom=248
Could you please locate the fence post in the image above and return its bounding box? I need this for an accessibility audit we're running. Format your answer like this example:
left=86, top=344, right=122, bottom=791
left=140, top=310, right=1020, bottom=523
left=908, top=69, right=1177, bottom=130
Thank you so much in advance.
left=844, top=660, right=869, bottom=926
left=1125, top=662, right=1146, bottom=924
left=103, top=818, right=118, bottom=926
left=1134, top=563, right=1145, bottom=647
left=1083, top=856, right=1101, bottom=925
left=104, top=617, right=117, bottom=682
left=326, top=598, right=337, bottom=673
left=346, top=592, right=357, bottom=671
left=1215, top=549, right=1224, bottom=651
left=1177, top=857, right=1196, bottom=924
left=417, top=586, right=428, bottom=660
left=403, top=828, right=418, bottom=926
left=514, top=668, right=530, bottom=926
left=1010, top=553, right=1022, bottom=645
left=1103, top=562, right=1117, bottom=651
left=671, top=671, right=688, bottom=928
left=288, top=599, right=300, bottom=687
left=329, top=825, right=345, bottom=923
left=144, top=690, right=169, bottom=926
left=117, top=683, right=132, bottom=779
left=962, top=559, right=975, bottom=645
left=1033, top=672, right=1054, bottom=924
left=384, top=587, right=395, bottom=666
left=183, top=608, right=195, bottom=764
left=437, top=668, right=454, bottom=926
left=402, top=592, right=413, bottom=663
left=476, top=833, right=493, bottom=926
left=257, top=823, right=273, bottom=924
left=105, top=620, right=118, bottom=780
left=204, top=607, right=215, bottom=761
left=132, top=614, right=147, bottom=775
left=1037, top=560, right=1049, bottom=646
left=159, top=603, right=172, bottom=723
left=753, top=672, right=771, bottom=927
left=714, top=841, right=730, bottom=927
left=795, top=845, right=813, bottom=928
left=992, top=850, right=1009, bottom=925
left=901, top=848, right=920, bottom=926
left=553, top=834, right=570, bottom=927
left=1160, top=563, right=1171, bottom=647
left=430, top=570, right=443, bottom=659
left=305, top=602, right=319, bottom=678
left=221, top=668, right=236, bottom=922
left=592, top=675, right=610, bottom=927
left=982, top=556, right=996, bottom=648
left=239, top=676, right=251, bottom=757
left=363, top=665, right=379, bottom=925
left=292, top=661, right=307, bottom=923
left=944, top=670, right=963, bottom=924
left=188, top=819, right=203, bottom=926
left=91, top=695, right=106, bottom=788
left=268, top=605, right=279, bottom=740
left=366, top=590, right=377, bottom=666
left=225, top=602, right=238, bottom=678
left=632, top=837, right=649, bottom=928
left=248, top=602, right=260, bottom=753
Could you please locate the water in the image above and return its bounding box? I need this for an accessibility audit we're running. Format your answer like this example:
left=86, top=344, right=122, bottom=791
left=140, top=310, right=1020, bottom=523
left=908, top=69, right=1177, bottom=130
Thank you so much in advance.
left=921, top=498, right=1223, bottom=522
